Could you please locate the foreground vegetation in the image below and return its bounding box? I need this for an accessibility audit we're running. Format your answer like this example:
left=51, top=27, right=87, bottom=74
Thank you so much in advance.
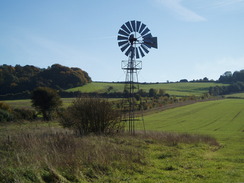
left=0, top=99, right=243, bottom=182
left=0, top=122, right=220, bottom=183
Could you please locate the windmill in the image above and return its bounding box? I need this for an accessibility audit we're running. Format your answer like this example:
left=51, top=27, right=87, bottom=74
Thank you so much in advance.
left=117, top=20, right=158, bottom=134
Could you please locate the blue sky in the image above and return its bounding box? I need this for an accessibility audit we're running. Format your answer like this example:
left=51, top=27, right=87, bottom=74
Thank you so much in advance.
left=0, top=0, right=244, bottom=82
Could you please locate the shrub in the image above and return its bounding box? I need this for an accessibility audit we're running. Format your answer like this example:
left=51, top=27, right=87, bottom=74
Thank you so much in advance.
left=0, top=109, right=14, bottom=122
left=0, top=102, right=12, bottom=112
left=0, top=102, right=13, bottom=122
left=13, top=108, right=37, bottom=121
left=59, top=97, right=124, bottom=135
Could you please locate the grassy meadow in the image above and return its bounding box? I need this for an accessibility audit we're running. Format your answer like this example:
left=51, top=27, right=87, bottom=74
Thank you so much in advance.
left=4, top=98, right=75, bottom=109
left=0, top=82, right=243, bottom=182
left=1, top=99, right=243, bottom=182
left=225, top=92, right=244, bottom=99
left=3, top=81, right=228, bottom=109
left=136, top=99, right=244, bottom=182
left=66, top=82, right=228, bottom=97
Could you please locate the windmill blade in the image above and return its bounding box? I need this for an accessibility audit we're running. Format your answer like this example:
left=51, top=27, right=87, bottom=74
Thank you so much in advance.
left=120, top=43, right=130, bottom=52
left=138, top=47, right=145, bottom=57
left=118, top=40, right=128, bottom=47
left=136, top=47, right=140, bottom=59
left=125, top=21, right=133, bottom=32
left=139, top=23, right=146, bottom=34
left=141, top=44, right=149, bottom=54
left=121, top=24, right=130, bottom=34
left=136, top=21, right=141, bottom=32
left=141, top=28, right=150, bottom=37
left=142, top=33, right=152, bottom=39
left=143, top=42, right=152, bottom=49
left=117, top=35, right=128, bottom=41
left=125, top=46, right=133, bottom=56
left=118, top=29, right=129, bottom=37
left=131, top=20, right=136, bottom=32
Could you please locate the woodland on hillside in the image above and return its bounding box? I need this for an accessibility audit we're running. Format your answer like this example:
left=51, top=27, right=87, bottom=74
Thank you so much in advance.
left=209, top=70, right=244, bottom=96
left=218, top=70, right=244, bottom=83
left=0, top=64, right=91, bottom=95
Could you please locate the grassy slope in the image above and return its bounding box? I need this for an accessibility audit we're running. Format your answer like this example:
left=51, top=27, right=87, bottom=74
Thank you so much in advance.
left=225, top=92, right=244, bottom=99
left=135, top=99, right=244, bottom=182
left=66, top=82, right=228, bottom=96
left=3, top=82, right=227, bottom=109
left=4, top=99, right=33, bottom=109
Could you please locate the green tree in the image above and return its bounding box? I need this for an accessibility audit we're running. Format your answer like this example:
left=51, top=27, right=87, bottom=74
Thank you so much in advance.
left=31, top=87, right=62, bottom=120
left=149, top=88, right=158, bottom=98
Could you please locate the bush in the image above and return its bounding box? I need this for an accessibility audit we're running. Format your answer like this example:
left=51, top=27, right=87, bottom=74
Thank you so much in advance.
left=0, top=102, right=13, bottom=122
left=59, top=97, right=124, bottom=135
left=13, top=108, right=37, bottom=121
left=0, top=109, right=14, bottom=122
left=0, top=102, right=12, bottom=112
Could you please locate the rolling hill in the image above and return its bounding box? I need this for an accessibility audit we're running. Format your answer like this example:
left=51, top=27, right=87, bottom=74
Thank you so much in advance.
left=66, top=82, right=228, bottom=97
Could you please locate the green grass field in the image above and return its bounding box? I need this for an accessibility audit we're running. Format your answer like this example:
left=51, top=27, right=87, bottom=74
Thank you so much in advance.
left=138, top=99, right=244, bottom=155
left=66, top=82, right=228, bottom=96
left=225, top=92, right=244, bottom=99
left=135, top=99, right=244, bottom=182
left=4, top=98, right=75, bottom=109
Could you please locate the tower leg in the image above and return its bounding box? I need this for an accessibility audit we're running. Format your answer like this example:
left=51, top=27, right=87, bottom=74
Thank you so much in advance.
left=121, top=59, right=142, bottom=135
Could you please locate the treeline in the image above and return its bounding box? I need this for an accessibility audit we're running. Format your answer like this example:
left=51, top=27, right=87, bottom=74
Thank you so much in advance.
left=180, top=77, right=215, bottom=83
left=209, top=82, right=244, bottom=96
left=0, top=64, right=91, bottom=95
left=218, top=70, right=244, bottom=83
left=209, top=70, right=244, bottom=96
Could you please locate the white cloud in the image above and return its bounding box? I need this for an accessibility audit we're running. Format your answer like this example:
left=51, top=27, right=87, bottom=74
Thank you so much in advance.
left=156, top=0, right=206, bottom=22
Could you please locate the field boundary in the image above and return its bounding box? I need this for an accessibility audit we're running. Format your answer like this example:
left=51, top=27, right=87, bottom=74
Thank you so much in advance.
left=138, top=97, right=224, bottom=116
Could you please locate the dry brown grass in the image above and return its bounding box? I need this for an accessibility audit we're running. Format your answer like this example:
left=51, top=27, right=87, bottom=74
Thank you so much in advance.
left=134, top=131, right=220, bottom=146
left=0, top=125, right=220, bottom=182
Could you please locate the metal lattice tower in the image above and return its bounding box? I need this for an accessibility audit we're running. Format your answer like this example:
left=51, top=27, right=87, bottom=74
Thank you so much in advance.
left=117, top=20, right=158, bottom=134
left=121, top=58, right=142, bottom=134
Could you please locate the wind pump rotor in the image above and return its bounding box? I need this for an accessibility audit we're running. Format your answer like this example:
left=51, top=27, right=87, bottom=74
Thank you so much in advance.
left=117, top=20, right=158, bottom=59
